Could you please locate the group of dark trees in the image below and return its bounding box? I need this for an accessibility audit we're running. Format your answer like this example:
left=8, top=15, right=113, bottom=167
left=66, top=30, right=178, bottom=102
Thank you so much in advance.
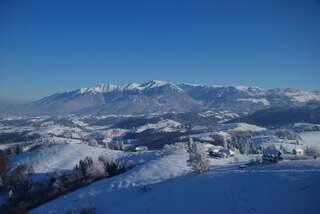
left=65, top=206, right=96, bottom=214
left=0, top=150, right=9, bottom=174
left=275, top=130, right=302, bottom=141
left=229, top=135, right=262, bottom=154
left=232, top=102, right=320, bottom=127
left=0, top=131, right=40, bottom=144
left=1, top=142, right=50, bottom=157
left=0, top=155, right=131, bottom=214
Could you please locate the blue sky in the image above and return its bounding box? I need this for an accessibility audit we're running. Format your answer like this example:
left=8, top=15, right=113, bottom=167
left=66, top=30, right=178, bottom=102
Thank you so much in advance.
left=0, top=0, right=319, bottom=100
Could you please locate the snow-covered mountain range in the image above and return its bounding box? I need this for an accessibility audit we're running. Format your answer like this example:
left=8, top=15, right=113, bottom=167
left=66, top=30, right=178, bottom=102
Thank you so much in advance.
left=5, top=80, right=320, bottom=116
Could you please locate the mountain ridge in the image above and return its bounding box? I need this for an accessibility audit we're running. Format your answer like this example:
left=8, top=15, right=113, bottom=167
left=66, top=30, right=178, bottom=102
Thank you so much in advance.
left=3, top=80, right=320, bottom=116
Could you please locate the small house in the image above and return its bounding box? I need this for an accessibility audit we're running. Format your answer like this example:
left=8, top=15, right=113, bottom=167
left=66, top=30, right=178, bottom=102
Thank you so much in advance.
left=209, top=148, right=235, bottom=158
left=135, top=146, right=148, bottom=152
left=293, top=148, right=304, bottom=155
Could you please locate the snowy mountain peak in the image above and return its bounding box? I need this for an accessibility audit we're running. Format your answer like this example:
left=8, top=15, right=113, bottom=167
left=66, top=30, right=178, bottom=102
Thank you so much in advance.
left=144, top=80, right=184, bottom=92
left=123, top=80, right=183, bottom=92
left=141, top=80, right=170, bottom=88
left=79, top=84, right=119, bottom=94
left=235, top=85, right=264, bottom=92
left=122, top=82, right=142, bottom=90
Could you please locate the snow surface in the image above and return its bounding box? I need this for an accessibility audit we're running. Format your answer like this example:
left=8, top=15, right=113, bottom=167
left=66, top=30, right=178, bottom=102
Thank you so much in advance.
left=189, top=123, right=268, bottom=143
left=237, top=98, right=270, bottom=106
left=109, top=149, right=190, bottom=188
left=135, top=119, right=181, bottom=133
left=300, top=131, right=320, bottom=148
left=30, top=157, right=320, bottom=214
left=9, top=142, right=160, bottom=176
left=189, top=131, right=231, bottom=142
left=2, top=116, right=319, bottom=214
left=226, top=123, right=266, bottom=133
left=286, top=91, right=320, bottom=102
left=270, top=89, right=320, bottom=103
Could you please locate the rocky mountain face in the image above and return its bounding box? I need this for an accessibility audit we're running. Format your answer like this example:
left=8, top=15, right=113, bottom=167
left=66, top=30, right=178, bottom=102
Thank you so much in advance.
left=5, top=80, right=320, bottom=116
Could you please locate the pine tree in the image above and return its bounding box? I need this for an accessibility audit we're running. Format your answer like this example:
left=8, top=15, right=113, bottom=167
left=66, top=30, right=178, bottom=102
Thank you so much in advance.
left=188, top=139, right=209, bottom=174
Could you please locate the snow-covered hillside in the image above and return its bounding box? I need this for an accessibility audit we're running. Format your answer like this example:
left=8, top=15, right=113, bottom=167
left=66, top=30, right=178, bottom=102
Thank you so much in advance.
left=1, top=114, right=320, bottom=214
left=30, top=157, right=320, bottom=214
left=300, top=131, right=320, bottom=148
left=135, top=119, right=182, bottom=133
